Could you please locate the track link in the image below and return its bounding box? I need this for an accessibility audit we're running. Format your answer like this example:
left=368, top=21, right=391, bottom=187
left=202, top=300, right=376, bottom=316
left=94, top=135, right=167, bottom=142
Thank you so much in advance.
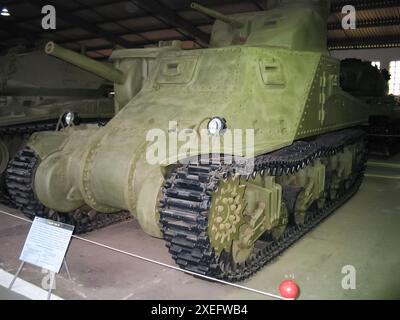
left=160, top=129, right=368, bottom=282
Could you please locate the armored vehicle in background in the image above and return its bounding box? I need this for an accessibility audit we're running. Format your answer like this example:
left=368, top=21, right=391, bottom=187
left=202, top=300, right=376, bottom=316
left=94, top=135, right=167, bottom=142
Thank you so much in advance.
left=367, top=95, right=400, bottom=157
left=340, top=58, right=400, bottom=157
left=0, top=45, right=115, bottom=207
left=0, top=45, right=114, bottom=127
left=3, top=41, right=182, bottom=232
left=7, top=0, right=392, bottom=280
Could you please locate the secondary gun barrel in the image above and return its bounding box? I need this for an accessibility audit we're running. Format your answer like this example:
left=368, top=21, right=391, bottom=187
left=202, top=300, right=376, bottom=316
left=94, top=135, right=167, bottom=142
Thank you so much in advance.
left=191, top=2, right=245, bottom=29
left=45, top=41, right=125, bottom=84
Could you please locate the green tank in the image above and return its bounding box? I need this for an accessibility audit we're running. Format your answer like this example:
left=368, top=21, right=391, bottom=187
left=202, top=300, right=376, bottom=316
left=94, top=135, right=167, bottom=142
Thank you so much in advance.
left=7, top=0, right=385, bottom=281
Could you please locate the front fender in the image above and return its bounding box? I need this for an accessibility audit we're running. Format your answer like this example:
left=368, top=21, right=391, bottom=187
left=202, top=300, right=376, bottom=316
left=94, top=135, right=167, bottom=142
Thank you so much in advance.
left=28, top=131, right=70, bottom=160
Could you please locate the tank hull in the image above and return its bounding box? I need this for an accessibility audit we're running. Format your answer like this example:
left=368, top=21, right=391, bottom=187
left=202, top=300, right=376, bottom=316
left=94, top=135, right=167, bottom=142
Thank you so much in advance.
left=26, top=46, right=368, bottom=237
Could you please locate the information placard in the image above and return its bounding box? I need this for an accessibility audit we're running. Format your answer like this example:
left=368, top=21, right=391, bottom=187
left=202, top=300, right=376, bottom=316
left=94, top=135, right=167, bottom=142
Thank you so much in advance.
left=19, top=217, right=74, bottom=273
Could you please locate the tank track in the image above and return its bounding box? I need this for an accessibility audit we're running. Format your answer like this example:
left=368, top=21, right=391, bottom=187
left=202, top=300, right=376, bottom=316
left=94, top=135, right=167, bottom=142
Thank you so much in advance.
left=6, top=147, right=130, bottom=234
left=0, top=119, right=108, bottom=206
left=2, top=121, right=131, bottom=234
left=0, top=189, right=13, bottom=207
left=0, top=119, right=108, bottom=137
left=159, top=129, right=367, bottom=282
left=0, top=121, right=57, bottom=138
left=0, top=121, right=59, bottom=207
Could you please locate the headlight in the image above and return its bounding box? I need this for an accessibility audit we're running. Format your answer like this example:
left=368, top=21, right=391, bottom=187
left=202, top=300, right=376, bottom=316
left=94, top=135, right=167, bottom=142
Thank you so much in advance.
left=207, top=117, right=227, bottom=135
left=63, top=111, right=78, bottom=126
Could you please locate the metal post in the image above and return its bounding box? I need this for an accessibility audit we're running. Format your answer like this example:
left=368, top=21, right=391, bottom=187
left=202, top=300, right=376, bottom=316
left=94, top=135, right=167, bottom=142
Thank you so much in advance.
left=47, top=272, right=56, bottom=300
left=9, top=261, right=25, bottom=289
left=63, top=258, right=72, bottom=281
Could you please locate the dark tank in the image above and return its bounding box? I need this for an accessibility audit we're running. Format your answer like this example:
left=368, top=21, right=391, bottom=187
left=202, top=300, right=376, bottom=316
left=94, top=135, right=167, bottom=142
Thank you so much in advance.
left=0, top=45, right=117, bottom=230
left=0, top=45, right=115, bottom=204
left=340, top=58, right=400, bottom=157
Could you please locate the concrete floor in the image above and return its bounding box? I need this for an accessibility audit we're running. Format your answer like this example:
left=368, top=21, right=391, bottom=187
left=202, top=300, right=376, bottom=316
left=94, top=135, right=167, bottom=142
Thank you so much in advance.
left=0, top=155, right=399, bottom=300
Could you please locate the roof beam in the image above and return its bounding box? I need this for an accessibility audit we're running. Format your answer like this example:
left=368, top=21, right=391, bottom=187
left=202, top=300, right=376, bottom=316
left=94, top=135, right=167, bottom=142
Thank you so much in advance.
left=331, top=0, right=400, bottom=12
left=0, top=0, right=239, bottom=48
left=0, top=0, right=240, bottom=27
left=250, top=0, right=267, bottom=10
left=128, top=0, right=210, bottom=46
left=0, top=0, right=250, bottom=44
left=24, top=0, right=135, bottom=48
left=57, top=23, right=212, bottom=47
left=0, top=22, right=181, bottom=47
left=0, top=0, right=134, bottom=27
left=0, top=18, right=37, bottom=45
left=328, top=35, right=400, bottom=49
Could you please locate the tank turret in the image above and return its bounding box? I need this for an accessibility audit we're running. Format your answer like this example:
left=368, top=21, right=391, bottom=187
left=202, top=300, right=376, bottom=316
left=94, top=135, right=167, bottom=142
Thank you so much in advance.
left=340, top=58, right=389, bottom=97
left=192, top=0, right=330, bottom=52
left=191, top=3, right=245, bottom=29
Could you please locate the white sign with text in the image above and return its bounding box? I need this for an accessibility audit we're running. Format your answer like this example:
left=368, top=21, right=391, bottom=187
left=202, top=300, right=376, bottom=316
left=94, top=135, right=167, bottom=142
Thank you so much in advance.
left=20, top=217, right=74, bottom=273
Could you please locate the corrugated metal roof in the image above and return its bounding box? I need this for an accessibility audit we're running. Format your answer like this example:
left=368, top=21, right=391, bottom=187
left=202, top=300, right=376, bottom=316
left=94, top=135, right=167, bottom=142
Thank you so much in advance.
left=0, top=0, right=399, bottom=57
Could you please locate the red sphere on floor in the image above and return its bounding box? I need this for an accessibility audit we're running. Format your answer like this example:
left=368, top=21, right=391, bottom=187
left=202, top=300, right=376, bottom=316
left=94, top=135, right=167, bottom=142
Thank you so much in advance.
left=279, top=280, right=299, bottom=299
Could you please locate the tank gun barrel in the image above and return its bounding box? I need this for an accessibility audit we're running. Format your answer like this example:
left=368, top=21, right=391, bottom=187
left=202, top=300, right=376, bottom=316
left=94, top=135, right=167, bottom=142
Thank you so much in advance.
left=191, top=2, right=244, bottom=29
left=45, top=41, right=125, bottom=84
